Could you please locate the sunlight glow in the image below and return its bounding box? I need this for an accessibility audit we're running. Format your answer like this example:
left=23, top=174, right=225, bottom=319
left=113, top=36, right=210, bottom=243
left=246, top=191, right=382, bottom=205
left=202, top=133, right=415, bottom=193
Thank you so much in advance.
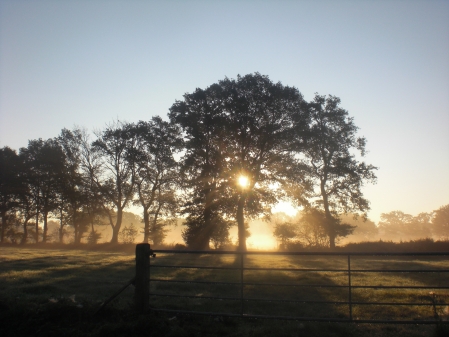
left=271, top=201, right=298, bottom=217
left=247, top=235, right=277, bottom=250
left=238, top=175, right=249, bottom=188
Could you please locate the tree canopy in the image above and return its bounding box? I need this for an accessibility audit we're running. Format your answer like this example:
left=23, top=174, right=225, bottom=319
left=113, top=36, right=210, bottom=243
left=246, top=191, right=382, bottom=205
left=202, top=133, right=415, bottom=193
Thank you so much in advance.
left=0, top=73, right=388, bottom=249
left=169, top=73, right=309, bottom=250
left=291, top=94, right=378, bottom=248
left=432, top=205, right=449, bottom=240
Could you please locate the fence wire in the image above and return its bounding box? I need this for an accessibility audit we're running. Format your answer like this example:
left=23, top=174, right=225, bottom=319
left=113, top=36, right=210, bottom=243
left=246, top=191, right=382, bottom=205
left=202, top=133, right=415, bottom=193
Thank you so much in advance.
left=146, top=250, right=449, bottom=324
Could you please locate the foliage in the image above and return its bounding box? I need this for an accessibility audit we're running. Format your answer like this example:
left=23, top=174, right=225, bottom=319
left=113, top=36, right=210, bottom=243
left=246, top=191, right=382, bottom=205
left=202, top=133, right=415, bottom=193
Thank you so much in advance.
left=3, top=212, right=23, bottom=244
left=292, top=94, right=377, bottom=248
left=338, top=213, right=378, bottom=243
left=169, top=82, right=231, bottom=249
left=147, top=219, right=169, bottom=247
left=272, top=208, right=356, bottom=249
left=170, top=73, right=309, bottom=250
left=87, top=230, right=102, bottom=245
left=131, top=117, right=181, bottom=244
left=273, top=222, right=297, bottom=249
left=91, top=120, right=137, bottom=243
left=18, top=138, right=68, bottom=243
left=341, top=238, right=449, bottom=252
left=0, top=74, right=384, bottom=249
left=0, top=147, right=22, bottom=243
left=210, top=219, right=234, bottom=249
left=296, top=208, right=331, bottom=248
left=181, top=214, right=223, bottom=249
left=56, top=128, right=96, bottom=244
left=119, top=223, right=138, bottom=244
left=378, top=211, right=432, bottom=241
left=219, top=74, right=309, bottom=251
left=432, top=204, right=449, bottom=239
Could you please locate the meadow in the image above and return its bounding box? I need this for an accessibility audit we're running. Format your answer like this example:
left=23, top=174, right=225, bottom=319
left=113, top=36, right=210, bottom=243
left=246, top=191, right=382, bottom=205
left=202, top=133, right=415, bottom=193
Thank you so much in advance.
left=0, top=246, right=448, bottom=337
left=149, top=251, right=449, bottom=322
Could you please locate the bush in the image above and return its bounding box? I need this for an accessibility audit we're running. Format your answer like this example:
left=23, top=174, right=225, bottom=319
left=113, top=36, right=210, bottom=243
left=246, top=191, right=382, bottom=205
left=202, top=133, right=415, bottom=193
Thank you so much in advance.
left=119, top=224, right=138, bottom=244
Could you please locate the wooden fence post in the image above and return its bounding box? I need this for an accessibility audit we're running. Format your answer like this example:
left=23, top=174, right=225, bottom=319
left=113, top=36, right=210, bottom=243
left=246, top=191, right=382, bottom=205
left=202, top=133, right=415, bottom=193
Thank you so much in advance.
left=135, top=243, right=150, bottom=312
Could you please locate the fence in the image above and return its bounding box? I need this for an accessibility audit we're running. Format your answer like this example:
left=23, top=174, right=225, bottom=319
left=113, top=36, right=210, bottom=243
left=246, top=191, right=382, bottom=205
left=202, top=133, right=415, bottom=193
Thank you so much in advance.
left=135, top=243, right=449, bottom=324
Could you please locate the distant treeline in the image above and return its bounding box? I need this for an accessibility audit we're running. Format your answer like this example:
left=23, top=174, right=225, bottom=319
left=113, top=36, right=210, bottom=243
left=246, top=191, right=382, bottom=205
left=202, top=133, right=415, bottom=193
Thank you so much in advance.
left=0, top=72, right=400, bottom=250
left=271, top=207, right=449, bottom=250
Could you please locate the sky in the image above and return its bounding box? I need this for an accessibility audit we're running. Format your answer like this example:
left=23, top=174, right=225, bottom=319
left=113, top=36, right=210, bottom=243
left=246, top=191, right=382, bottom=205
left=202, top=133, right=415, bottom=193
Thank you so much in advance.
left=1, top=0, right=448, bottom=226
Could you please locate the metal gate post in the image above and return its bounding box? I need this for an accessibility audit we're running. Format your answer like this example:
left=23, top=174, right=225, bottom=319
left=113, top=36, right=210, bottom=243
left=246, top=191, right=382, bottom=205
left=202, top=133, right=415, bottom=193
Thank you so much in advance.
left=241, top=252, right=244, bottom=316
left=348, top=254, right=353, bottom=321
left=135, top=243, right=151, bottom=312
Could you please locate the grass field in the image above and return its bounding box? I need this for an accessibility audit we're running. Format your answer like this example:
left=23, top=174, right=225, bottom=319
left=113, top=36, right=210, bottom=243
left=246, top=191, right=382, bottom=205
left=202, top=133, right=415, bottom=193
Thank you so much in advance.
left=1, top=246, right=448, bottom=336
left=149, top=252, right=449, bottom=322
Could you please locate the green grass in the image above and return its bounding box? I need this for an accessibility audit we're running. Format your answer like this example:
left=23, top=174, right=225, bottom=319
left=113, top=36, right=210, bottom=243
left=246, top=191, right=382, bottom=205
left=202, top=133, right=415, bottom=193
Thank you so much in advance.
left=1, top=246, right=448, bottom=336
left=149, top=253, right=449, bottom=322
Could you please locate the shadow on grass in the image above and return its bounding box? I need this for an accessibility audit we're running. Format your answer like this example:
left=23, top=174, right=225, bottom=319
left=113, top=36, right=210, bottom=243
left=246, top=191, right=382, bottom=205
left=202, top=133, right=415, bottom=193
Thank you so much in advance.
left=0, top=248, right=446, bottom=337
left=149, top=252, right=349, bottom=321
left=149, top=252, right=449, bottom=323
left=342, top=255, right=449, bottom=322
left=0, top=251, right=136, bottom=305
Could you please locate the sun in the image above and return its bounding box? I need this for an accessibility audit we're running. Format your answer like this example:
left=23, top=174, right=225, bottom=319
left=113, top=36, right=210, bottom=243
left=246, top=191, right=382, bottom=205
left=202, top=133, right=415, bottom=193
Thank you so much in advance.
left=246, top=235, right=277, bottom=250
left=238, top=175, right=249, bottom=188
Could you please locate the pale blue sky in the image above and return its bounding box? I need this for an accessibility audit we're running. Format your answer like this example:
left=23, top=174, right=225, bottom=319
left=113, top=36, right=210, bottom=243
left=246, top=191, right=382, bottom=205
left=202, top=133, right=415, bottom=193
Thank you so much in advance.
left=1, top=0, right=448, bottom=223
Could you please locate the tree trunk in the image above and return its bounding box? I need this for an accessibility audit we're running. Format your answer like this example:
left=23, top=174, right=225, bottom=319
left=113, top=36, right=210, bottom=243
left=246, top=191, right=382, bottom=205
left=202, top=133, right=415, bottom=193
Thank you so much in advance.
left=151, top=203, right=162, bottom=246
left=324, top=216, right=336, bottom=248
left=320, top=179, right=336, bottom=249
left=237, top=195, right=246, bottom=252
left=59, top=208, right=64, bottom=243
left=193, top=187, right=215, bottom=250
left=110, top=208, right=123, bottom=244
left=142, top=206, right=150, bottom=243
left=73, top=209, right=80, bottom=244
left=35, top=211, right=39, bottom=243
left=21, top=219, right=29, bottom=244
left=42, top=212, right=48, bottom=243
left=111, top=225, right=120, bottom=244
left=1, top=208, right=6, bottom=243
left=196, top=206, right=212, bottom=250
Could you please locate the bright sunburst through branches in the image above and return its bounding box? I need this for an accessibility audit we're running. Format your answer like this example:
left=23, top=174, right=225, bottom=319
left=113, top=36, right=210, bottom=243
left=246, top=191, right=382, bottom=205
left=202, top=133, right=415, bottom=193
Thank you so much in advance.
left=238, top=175, right=249, bottom=189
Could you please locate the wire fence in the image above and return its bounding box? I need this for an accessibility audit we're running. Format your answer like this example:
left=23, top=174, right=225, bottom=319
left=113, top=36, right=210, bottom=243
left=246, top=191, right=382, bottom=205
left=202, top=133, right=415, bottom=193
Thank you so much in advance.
left=135, top=245, right=449, bottom=324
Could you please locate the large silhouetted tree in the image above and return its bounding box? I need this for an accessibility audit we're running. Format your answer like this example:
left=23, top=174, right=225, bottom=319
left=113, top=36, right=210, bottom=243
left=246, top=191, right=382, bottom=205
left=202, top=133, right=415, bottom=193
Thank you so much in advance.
left=0, top=147, right=21, bottom=242
left=219, top=73, right=309, bottom=251
left=38, top=140, right=66, bottom=243
left=56, top=128, right=83, bottom=243
left=19, top=139, right=66, bottom=243
left=57, top=128, right=103, bottom=244
left=296, top=94, right=377, bottom=248
left=91, top=121, right=137, bottom=244
left=131, top=117, right=181, bottom=244
left=15, top=162, right=36, bottom=244
left=170, top=73, right=309, bottom=250
left=169, top=83, right=230, bottom=249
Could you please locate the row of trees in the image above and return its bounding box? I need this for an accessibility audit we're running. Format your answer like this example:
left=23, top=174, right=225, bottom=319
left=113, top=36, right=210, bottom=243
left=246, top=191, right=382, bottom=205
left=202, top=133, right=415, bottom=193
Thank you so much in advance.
left=272, top=205, right=449, bottom=250
left=1, top=73, right=378, bottom=250
left=377, top=207, right=449, bottom=241
left=1, top=117, right=180, bottom=245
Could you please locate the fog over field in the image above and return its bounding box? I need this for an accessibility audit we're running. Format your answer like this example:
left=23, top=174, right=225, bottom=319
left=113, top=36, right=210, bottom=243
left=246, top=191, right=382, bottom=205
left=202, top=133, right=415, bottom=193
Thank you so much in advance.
left=42, top=205, right=447, bottom=250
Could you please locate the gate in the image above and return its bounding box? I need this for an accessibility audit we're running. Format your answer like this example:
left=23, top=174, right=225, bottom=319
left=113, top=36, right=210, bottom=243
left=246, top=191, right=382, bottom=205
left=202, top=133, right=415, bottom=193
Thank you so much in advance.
left=135, top=243, right=449, bottom=324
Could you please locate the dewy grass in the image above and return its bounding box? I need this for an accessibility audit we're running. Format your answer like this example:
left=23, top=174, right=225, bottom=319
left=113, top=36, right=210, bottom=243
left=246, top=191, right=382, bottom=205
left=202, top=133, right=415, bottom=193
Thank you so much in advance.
left=149, top=252, right=449, bottom=322
left=0, top=246, right=135, bottom=305
left=0, top=246, right=448, bottom=337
